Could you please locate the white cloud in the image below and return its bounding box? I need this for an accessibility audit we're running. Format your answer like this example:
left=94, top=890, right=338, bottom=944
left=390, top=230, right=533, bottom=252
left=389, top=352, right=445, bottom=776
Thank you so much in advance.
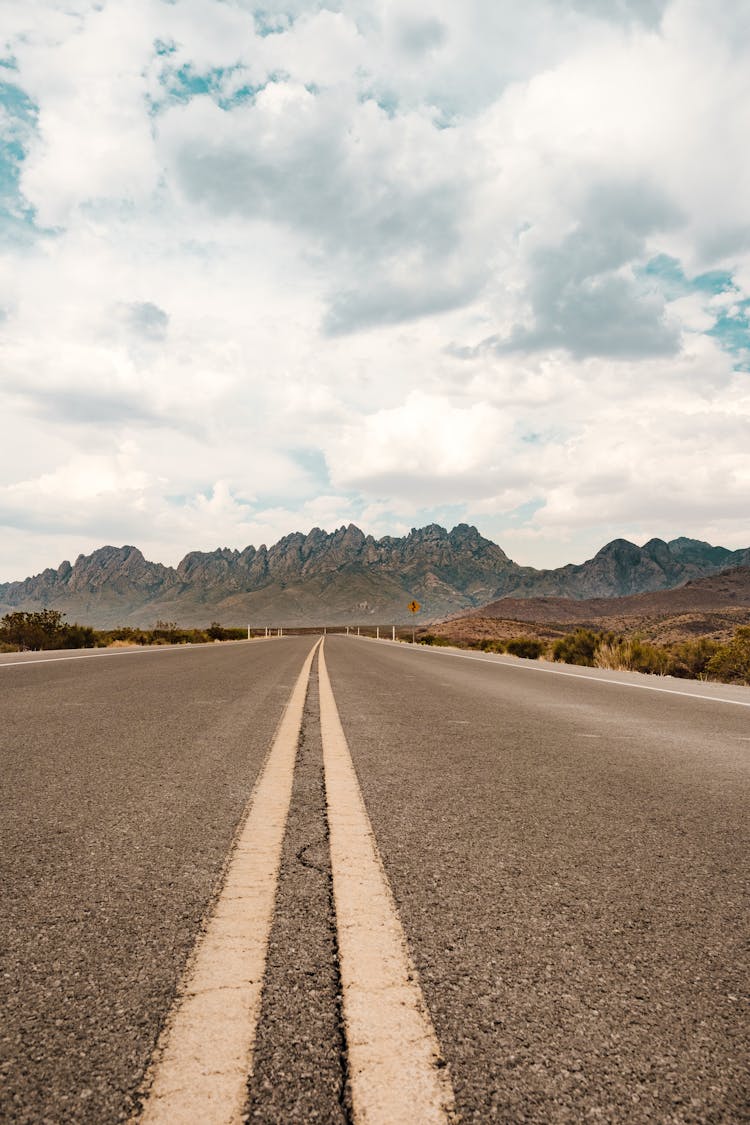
left=0, top=0, right=748, bottom=583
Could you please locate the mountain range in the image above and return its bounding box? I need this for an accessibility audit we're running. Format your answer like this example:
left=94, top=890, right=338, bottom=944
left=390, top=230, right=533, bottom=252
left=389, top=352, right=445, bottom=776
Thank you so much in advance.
left=1, top=524, right=749, bottom=629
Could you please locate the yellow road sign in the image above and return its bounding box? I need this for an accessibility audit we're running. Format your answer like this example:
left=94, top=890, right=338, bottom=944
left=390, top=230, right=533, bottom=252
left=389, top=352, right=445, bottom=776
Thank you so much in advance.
left=408, top=600, right=421, bottom=614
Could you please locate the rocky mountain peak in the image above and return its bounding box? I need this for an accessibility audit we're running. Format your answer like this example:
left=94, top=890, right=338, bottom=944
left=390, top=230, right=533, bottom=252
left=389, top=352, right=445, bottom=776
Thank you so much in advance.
left=593, top=538, right=640, bottom=560
left=2, top=524, right=750, bottom=628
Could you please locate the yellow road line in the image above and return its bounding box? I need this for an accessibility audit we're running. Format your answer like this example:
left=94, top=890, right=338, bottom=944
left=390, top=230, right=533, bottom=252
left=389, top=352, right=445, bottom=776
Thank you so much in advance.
left=319, top=641, right=456, bottom=1125
left=136, top=638, right=321, bottom=1125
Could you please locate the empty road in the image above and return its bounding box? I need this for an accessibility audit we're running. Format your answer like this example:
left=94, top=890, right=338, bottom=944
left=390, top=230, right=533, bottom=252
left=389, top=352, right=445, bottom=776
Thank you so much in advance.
left=1, top=636, right=747, bottom=1123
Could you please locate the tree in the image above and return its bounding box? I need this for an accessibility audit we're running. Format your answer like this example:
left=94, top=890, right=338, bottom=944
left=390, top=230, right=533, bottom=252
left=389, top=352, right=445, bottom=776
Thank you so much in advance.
left=0, top=609, right=101, bottom=650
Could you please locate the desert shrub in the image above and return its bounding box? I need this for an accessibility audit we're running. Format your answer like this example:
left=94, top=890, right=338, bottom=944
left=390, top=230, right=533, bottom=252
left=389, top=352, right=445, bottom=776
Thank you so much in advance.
left=0, top=609, right=100, bottom=650
left=418, top=634, right=452, bottom=646
left=104, top=626, right=149, bottom=645
left=148, top=621, right=214, bottom=644
left=58, top=623, right=101, bottom=649
left=206, top=625, right=245, bottom=643
left=705, top=626, right=750, bottom=685
left=1, top=609, right=64, bottom=649
left=206, top=622, right=245, bottom=641
left=667, top=638, right=721, bottom=679
left=506, top=636, right=544, bottom=659
left=152, top=619, right=180, bottom=642
left=595, top=636, right=670, bottom=675
left=478, top=638, right=506, bottom=653
left=552, top=629, right=600, bottom=666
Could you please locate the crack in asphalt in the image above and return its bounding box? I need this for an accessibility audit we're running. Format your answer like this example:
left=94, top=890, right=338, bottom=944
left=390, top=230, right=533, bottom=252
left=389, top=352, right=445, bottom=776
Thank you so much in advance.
left=295, top=838, right=327, bottom=875
left=244, top=653, right=350, bottom=1123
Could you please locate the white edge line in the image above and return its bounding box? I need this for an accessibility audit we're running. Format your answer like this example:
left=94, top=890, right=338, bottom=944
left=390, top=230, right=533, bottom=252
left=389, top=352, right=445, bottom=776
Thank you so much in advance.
left=0, top=637, right=281, bottom=670
left=352, top=635, right=750, bottom=709
left=319, top=641, right=456, bottom=1125
left=135, top=637, right=321, bottom=1125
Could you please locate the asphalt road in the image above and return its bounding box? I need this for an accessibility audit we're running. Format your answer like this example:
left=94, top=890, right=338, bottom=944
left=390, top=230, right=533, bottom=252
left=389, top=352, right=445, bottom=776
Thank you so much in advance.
left=1, top=636, right=748, bottom=1123
left=324, top=637, right=750, bottom=1123
left=0, top=638, right=318, bottom=1123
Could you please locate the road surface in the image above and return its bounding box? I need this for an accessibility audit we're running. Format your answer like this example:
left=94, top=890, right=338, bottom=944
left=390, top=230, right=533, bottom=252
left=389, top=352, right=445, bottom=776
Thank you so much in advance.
left=1, top=636, right=747, bottom=1122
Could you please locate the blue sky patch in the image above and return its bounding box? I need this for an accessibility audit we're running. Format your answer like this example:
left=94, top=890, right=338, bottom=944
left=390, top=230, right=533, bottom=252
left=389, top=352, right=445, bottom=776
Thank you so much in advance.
left=0, top=80, right=38, bottom=231
left=707, top=298, right=750, bottom=371
left=640, top=253, right=749, bottom=368
left=150, top=53, right=283, bottom=114
left=640, top=253, right=735, bottom=300
left=160, top=63, right=231, bottom=104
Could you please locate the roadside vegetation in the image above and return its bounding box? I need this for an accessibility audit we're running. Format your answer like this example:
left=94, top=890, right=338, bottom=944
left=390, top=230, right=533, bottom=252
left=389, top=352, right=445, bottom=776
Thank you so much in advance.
left=417, top=624, right=750, bottom=686
left=0, top=611, right=247, bottom=652
left=5, top=609, right=748, bottom=686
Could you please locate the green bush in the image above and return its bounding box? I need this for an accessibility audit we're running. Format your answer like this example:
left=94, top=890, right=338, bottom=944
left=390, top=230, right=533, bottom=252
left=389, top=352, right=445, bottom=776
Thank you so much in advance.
left=552, top=629, right=600, bottom=666
left=667, top=637, right=721, bottom=679
left=705, top=626, right=750, bottom=685
left=506, top=637, right=544, bottom=659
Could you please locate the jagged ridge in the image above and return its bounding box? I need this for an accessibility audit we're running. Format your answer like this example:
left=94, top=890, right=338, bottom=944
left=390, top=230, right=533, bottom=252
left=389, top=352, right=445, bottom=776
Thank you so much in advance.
left=0, top=525, right=748, bottom=628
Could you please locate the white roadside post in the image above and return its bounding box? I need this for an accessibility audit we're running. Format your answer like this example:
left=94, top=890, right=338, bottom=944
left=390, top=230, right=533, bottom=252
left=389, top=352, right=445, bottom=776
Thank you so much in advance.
left=376, top=626, right=380, bottom=639
left=392, top=625, right=396, bottom=641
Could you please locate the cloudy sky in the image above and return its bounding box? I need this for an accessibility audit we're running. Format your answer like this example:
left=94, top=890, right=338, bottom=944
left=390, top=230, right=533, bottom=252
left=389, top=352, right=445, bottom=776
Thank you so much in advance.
left=1, top=0, right=749, bottom=581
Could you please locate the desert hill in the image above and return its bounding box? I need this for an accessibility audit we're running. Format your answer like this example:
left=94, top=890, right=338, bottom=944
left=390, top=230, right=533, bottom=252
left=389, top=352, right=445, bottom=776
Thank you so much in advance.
left=470, top=565, right=750, bottom=623
left=435, top=567, right=750, bottom=647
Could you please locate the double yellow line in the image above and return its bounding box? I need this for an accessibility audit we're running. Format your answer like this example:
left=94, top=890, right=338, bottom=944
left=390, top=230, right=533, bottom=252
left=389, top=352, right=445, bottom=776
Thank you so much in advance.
left=137, top=638, right=455, bottom=1124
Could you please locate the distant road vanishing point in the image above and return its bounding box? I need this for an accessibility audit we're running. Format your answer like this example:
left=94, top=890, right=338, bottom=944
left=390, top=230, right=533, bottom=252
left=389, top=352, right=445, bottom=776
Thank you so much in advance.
left=1, top=635, right=748, bottom=1122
